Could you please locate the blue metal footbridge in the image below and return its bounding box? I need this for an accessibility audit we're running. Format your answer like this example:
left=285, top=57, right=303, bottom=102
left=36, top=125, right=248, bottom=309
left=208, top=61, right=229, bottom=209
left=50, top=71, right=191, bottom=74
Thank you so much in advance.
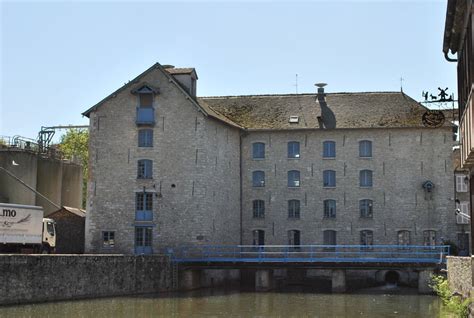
left=166, top=245, right=450, bottom=269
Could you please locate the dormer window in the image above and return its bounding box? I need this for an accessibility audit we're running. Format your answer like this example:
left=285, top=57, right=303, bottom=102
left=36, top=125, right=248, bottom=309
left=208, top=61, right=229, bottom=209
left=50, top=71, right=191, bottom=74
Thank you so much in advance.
left=132, top=84, right=158, bottom=126
left=135, top=86, right=155, bottom=108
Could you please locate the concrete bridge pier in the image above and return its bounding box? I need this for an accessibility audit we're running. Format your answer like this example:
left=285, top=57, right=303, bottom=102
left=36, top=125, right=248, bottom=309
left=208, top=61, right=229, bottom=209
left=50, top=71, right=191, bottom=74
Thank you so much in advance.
left=179, top=269, right=201, bottom=291
left=418, top=270, right=434, bottom=294
left=331, top=269, right=346, bottom=293
left=255, top=269, right=274, bottom=291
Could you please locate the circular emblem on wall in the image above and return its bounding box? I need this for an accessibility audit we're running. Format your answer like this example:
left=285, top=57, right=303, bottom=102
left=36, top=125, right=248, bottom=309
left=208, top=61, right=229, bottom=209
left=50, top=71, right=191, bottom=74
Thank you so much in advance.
left=422, top=110, right=445, bottom=128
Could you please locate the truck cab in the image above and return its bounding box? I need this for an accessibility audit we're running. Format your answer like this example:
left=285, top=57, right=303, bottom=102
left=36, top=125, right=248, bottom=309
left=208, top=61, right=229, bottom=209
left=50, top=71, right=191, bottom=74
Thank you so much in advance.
left=42, top=218, right=56, bottom=253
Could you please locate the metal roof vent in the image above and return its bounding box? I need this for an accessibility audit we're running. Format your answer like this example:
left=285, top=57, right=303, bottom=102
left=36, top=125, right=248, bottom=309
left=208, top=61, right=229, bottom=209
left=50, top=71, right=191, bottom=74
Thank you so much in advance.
left=289, top=116, right=299, bottom=123
left=315, top=83, right=327, bottom=95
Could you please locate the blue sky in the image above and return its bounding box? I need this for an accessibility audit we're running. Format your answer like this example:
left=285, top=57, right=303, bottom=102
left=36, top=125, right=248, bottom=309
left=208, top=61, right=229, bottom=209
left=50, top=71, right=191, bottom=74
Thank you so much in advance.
left=1, top=1, right=457, bottom=141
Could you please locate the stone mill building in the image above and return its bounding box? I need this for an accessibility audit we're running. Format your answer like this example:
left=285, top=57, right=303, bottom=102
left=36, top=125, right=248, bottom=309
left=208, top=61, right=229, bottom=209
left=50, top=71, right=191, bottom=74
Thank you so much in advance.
left=83, top=62, right=459, bottom=254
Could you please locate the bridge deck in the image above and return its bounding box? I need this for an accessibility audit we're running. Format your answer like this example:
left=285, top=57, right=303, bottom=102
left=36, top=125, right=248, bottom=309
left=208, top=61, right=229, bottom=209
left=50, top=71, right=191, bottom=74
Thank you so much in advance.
left=166, top=245, right=449, bottom=269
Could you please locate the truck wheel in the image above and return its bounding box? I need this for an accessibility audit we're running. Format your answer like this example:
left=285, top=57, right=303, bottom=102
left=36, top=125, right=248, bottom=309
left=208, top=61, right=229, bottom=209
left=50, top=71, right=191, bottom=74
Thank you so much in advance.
left=41, top=246, right=50, bottom=254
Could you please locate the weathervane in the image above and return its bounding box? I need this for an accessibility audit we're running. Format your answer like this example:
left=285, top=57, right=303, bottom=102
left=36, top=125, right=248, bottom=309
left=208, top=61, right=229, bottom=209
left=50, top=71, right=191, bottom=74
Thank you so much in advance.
left=421, top=87, right=454, bottom=103
left=420, top=87, right=457, bottom=128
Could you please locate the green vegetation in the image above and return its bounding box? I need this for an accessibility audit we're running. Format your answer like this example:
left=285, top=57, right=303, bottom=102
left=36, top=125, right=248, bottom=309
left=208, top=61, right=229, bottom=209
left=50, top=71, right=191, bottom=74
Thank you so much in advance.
left=59, top=129, right=88, bottom=209
left=430, top=275, right=471, bottom=317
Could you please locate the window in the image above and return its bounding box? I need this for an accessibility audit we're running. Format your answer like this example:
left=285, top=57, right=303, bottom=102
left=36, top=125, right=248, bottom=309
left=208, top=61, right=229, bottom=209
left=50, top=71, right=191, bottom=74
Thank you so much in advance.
left=138, top=129, right=153, bottom=147
left=138, top=88, right=153, bottom=107
left=253, top=200, right=265, bottom=218
left=360, top=230, right=373, bottom=248
left=359, top=140, right=372, bottom=158
left=252, top=171, right=265, bottom=187
left=456, top=201, right=470, bottom=224
left=135, top=226, right=152, bottom=254
left=323, top=230, right=337, bottom=246
left=288, top=170, right=300, bottom=187
left=456, top=175, right=468, bottom=192
left=359, top=199, right=373, bottom=218
left=323, top=199, right=336, bottom=218
left=46, top=222, right=55, bottom=236
left=323, top=141, right=336, bottom=158
left=288, top=141, right=300, bottom=158
left=252, top=142, right=265, bottom=159
left=323, top=170, right=336, bottom=187
left=136, top=192, right=153, bottom=221
left=137, top=159, right=153, bottom=179
left=102, top=231, right=115, bottom=248
left=288, top=200, right=300, bottom=219
left=423, top=230, right=436, bottom=247
left=360, top=170, right=373, bottom=187
left=252, top=230, right=265, bottom=245
left=397, top=230, right=411, bottom=247
left=288, top=230, right=301, bottom=247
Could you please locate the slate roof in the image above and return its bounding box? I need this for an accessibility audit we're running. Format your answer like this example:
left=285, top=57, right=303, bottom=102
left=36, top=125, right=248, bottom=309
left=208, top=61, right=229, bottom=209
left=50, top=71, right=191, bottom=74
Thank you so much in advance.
left=198, top=92, right=444, bottom=130
left=50, top=206, right=86, bottom=218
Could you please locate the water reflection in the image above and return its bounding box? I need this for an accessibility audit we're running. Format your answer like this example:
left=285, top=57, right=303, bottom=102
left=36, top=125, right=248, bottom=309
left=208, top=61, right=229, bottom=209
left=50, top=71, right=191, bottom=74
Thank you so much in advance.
left=0, top=288, right=444, bottom=318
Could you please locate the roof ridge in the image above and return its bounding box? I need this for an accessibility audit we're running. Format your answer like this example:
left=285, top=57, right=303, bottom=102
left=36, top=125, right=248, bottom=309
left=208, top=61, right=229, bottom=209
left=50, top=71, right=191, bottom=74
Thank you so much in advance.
left=198, top=91, right=404, bottom=99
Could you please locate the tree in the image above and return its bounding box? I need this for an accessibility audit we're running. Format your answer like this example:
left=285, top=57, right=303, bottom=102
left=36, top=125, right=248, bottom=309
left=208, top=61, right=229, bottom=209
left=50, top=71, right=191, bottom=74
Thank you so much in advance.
left=59, top=129, right=88, bottom=208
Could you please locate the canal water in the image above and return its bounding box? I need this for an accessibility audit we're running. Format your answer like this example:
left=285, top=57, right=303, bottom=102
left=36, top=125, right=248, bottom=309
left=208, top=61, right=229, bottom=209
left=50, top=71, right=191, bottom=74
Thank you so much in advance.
left=0, top=288, right=448, bottom=318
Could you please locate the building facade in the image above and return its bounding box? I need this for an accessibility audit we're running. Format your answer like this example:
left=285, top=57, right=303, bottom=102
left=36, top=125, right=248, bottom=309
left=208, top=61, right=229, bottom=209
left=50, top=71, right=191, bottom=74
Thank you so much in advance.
left=83, top=63, right=458, bottom=254
left=443, top=0, right=474, bottom=253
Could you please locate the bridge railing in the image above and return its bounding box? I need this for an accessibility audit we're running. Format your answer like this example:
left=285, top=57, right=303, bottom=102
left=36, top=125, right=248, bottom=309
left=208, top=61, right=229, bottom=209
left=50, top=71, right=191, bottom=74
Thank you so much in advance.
left=165, top=245, right=450, bottom=264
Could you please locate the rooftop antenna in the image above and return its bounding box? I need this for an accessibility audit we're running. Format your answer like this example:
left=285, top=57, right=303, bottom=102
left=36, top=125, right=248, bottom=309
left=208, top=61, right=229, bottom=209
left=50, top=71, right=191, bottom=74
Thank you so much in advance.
left=294, top=74, right=298, bottom=94
left=400, top=77, right=404, bottom=93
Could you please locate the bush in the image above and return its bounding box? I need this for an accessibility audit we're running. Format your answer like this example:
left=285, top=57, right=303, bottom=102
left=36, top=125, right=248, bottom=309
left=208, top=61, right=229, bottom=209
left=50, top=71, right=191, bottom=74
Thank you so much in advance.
left=430, top=275, right=471, bottom=317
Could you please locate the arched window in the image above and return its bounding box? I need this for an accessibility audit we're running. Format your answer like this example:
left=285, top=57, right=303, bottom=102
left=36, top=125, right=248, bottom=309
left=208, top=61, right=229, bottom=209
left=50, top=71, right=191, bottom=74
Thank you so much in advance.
left=288, top=230, right=301, bottom=247
left=288, top=170, right=300, bottom=187
left=323, top=230, right=337, bottom=246
left=252, top=171, right=265, bottom=187
left=323, top=141, right=336, bottom=158
left=252, top=142, right=265, bottom=159
left=360, top=170, right=373, bottom=187
left=359, top=199, right=373, bottom=218
left=252, top=230, right=265, bottom=246
left=288, top=200, right=300, bottom=219
left=323, top=170, right=336, bottom=187
left=360, top=230, right=373, bottom=247
left=398, top=230, right=411, bottom=247
left=323, top=199, right=336, bottom=218
left=359, top=140, right=372, bottom=158
left=137, top=159, right=153, bottom=179
left=423, top=230, right=436, bottom=247
left=252, top=200, right=265, bottom=219
left=288, top=141, right=300, bottom=158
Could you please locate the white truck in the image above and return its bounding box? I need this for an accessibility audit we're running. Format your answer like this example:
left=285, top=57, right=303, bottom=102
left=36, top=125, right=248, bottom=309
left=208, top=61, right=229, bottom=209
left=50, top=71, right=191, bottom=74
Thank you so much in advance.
left=0, top=203, right=56, bottom=253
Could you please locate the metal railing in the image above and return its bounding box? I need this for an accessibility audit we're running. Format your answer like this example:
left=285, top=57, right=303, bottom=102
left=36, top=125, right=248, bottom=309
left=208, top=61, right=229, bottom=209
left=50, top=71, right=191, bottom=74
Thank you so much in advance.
left=166, top=245, right=450, bottom=264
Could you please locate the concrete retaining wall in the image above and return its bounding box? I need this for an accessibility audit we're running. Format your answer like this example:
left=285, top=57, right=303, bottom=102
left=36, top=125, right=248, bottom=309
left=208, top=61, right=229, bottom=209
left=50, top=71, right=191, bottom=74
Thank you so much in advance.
left=447, top=256, right=473, bottom=298
left=0, top=255, right=172, bottom=305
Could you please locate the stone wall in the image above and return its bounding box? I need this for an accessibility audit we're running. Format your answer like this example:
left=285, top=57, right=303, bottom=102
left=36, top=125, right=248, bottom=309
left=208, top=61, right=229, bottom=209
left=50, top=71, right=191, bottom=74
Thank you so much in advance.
left=241, top=128, right=456, bottom=245
left=0, top=255, right=172, bottom=305
left=85, top=66, right=241, bottom=253
left=447, top=256, right=473, bottom=298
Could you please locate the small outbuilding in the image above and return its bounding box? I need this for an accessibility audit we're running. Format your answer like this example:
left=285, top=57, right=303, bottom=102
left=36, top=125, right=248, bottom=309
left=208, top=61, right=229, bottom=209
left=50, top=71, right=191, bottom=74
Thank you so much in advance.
left=48, top=206, right=86, bottom=254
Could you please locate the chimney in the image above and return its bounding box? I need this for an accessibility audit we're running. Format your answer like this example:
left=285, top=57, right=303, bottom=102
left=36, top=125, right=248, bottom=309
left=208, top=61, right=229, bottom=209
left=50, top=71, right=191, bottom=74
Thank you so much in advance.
left=315, top=83, right=327, bottom=100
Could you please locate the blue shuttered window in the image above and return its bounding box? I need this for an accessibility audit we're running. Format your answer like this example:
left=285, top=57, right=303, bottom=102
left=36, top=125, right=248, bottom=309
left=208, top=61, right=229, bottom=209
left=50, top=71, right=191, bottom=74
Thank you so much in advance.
left=138, top=129, right=153, bottom=147
left=323, top=141, right=336, bottom=158
left=135, top=192, right=153, bottom=221
left=137, top=160, right=153, bottom=179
